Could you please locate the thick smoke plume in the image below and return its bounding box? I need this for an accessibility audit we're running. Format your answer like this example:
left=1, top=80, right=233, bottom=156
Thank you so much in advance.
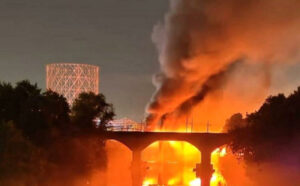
left=146, top=0, right=300, bottom=129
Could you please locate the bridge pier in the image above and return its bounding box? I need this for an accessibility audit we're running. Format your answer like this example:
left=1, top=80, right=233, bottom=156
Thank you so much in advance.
left=201, top=149, right=214, bottom=186
left=103, top=132, right=230, bottom=186
left=194, top=149, right=214, bottom=186
left=131, top=150, right=142, bottom=186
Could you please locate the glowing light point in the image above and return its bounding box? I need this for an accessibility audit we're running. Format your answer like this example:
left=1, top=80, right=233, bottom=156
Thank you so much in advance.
left=143, top=178, right=156, bottom=186
left=189, top=178, right=201, bottom=186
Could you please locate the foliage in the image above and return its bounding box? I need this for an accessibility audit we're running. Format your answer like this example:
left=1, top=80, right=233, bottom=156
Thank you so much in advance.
left=0, top=80, right=114, bottom=185
left=0, top=121, right=47, bottom=185
left=71, top=92, right=115, bottom=132
left=227, top=87, right=300, bottom=164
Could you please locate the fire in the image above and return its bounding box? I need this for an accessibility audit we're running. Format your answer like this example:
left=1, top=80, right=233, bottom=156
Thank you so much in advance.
left=168, top=177, right=180, bottom=185
left=189, top=178, right=201, bottom=186
left=142, top=141, right=227, bottom=186
left=211, top=172, right=226, bottom=186
left=220, top=148, right=227, bottom=157
left=143, top=178, right=156, bottom=186
left=211, top=147, right=227, bottom=186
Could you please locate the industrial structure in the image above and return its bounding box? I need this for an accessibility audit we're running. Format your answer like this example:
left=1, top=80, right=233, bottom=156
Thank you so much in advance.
left=107, top=118, right=145, bottom=131
left=46, top=63, right=99, bottom=105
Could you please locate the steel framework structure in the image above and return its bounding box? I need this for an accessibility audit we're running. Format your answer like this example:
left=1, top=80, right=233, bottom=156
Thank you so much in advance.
left=46, top=63, right=99, bottom=106
left=106, top=118, right=145, bottom=131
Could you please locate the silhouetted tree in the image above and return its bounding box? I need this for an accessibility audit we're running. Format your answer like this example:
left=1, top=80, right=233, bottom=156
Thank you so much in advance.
left=71, top=92, right=115, bottom=132
left=223, top=113, right=246, bottom=132
left=0, top=121, right=46, bottom=186
left=227, top=87, right=300, bottom=164
left=0, top=80, right=113, bottom=185
left=0, top=81, right=72, bottom=146
left=0, top=82, right=15, bottom=121
left=41, top=90, right=71, bottom=137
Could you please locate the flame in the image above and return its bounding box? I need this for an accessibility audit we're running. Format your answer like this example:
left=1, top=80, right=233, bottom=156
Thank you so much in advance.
left=189, top=178, right=201, bottom=186
left=220, top=148, right=227, bottom=157
left=212, top=147, right=227, bottom=157
left=105, top=135, right=228, bottom=186
left=211, top=172, right=226, bottom=186
left=143, top=178, right=156, bottom=186
left=211, top=147, right=227, bottom=186
left=142, top=141, right=227, bottom=186
left=168, top=177, right=180, bottom=185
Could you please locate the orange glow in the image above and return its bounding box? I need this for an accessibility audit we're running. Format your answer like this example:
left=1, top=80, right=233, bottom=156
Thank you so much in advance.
left=220, top=148, right=227, bottom=157
left=142, top=141, right=200, bottom=185
left=189, top=178, right=201, bottom=186
left=143, top=178, right=156, bottom=186
left=142, top=141, right=227, bottom=186
left=105, top=134, right=228, bottom=186
left=211, top=147, right=227, bottom=186
left=168, top=177, right=180, bottom=185
left=211, top=172, right=226, bottom=186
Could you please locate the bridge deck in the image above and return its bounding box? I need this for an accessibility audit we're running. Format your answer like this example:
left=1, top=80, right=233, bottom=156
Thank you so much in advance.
left=101, top=131, right=231, bottom=151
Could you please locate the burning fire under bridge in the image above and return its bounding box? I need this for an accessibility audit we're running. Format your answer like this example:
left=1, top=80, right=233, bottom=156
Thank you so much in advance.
left=101, top=131, right=231, bottom=186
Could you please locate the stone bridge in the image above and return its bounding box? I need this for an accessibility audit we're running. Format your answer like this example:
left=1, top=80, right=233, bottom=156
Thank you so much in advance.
left=101, top=131, right=231, bottom=186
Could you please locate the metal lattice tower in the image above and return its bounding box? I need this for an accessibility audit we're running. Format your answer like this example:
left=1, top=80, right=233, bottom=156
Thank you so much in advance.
left=46, top=63, right=99, bottom=106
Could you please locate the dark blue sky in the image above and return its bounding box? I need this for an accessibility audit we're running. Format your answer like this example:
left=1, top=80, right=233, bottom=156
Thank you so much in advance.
left=0, top=0, right=169, bottom=121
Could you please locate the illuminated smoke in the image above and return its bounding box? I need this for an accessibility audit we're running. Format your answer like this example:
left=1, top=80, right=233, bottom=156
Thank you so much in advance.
left=146, top=0, right=300, bottom=129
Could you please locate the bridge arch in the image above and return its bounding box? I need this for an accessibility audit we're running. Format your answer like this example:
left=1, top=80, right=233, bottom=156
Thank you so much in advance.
left=101, top=131, right=231, bottom=186
left=105, top=140, right=132, bottom=186
left=105, top=139, right=134, bottom=151
left=142, top=140, right=201, bottom=186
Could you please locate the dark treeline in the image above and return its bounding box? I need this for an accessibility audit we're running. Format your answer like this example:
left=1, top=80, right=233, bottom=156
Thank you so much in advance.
left=0, top=80, right=114, bottom=186
left=224, top=87, right=300, bottom=186
left=225, top=86, right=300, bottom=185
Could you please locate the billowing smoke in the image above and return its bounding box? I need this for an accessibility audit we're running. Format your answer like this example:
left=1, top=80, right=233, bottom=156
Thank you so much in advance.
left=146, top=0, right=300, bottom=129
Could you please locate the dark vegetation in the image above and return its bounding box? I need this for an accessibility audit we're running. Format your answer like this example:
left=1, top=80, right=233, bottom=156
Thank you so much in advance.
left=0, top=80, right=114, bottom=186
left=225, top=87, right=300, bottom=166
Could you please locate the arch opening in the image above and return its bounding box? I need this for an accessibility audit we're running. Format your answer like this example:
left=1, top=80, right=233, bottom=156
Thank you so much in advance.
left=142, top=140, right=201, bottom=186
left=105, top=140, right=132, bottom=186
left=141, top=141, right=228, bottom=186
left=210, top=145, right=228, bottom=186
left=103, top=135, right=229, bottom=186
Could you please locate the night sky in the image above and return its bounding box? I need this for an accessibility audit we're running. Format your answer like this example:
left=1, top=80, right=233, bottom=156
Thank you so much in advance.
left=1, top=0, right=300, bottom=122
left=0, top=0, right=168, bottom=121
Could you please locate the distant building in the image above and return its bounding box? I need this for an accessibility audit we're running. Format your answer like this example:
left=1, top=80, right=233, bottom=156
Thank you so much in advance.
left=107, top=118, right=144, bottom=131
left=46, top=63, right=99, bottom=106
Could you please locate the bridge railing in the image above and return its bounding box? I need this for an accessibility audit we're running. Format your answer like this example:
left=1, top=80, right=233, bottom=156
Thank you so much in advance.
left=106, top=124, right=146, bottom=132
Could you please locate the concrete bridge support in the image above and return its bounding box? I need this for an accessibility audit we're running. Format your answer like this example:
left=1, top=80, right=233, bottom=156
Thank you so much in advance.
left=131, top=150, right=142, bottom=186
left=102, top=132, right=230, bottom=186
left=192, top=149, right=214, bottom=186
left=198, top=149, right=214, bottom=186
